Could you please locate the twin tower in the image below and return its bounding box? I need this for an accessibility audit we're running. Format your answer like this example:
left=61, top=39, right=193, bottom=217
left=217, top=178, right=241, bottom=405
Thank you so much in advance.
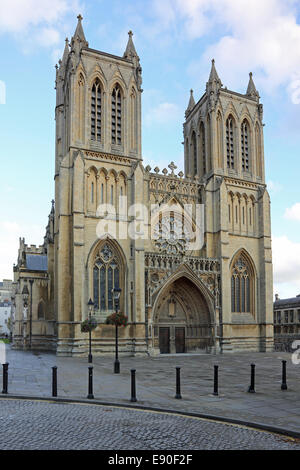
left=13, top=16, right=273, bottom=356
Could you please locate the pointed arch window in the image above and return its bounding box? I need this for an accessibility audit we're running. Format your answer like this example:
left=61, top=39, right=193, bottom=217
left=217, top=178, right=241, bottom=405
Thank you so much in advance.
left=130, top=87, right=137, bottom=151
left=255, top=123, right=262, bottom=178
left=112, top=84, right=122, bottom=144
left=37, top=300, right=45, bottom=320
left=216, top=111, right=223, bottom=168
left=91, top=78, right=102, bottom=141
left=77, top=73, right=85, bottom=141
left=226, top=116, right=235, bottom=169
left=191, top=131, right=197, bottom=176
left=241, top=119, right=249, bottom=171
left=231, top=254, right=254, bottom=314
left=199, top=122, right=206, bottom=175
left=93, top=243, right=122, bottom=312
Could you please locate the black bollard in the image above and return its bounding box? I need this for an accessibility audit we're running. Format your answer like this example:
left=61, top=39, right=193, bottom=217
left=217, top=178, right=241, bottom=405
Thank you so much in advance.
left=281, top=360, right=288, bottom=390
left=175, top=367, right=182, bottom=399
left=2, top=363, right=8, bottom=394
left=52, top=366, right=57, bottom=397
left=87, top=366, right=94, bottom=399
left=130, top=369, right=137, bottom=402
left=248, top=363, right=256, bottom=393
left=213, top=365, right=219, bottom=396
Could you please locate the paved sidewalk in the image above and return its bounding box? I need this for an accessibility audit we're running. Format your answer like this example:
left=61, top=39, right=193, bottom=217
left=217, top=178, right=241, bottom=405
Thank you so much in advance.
left=1, top=345, right=300, bottom=434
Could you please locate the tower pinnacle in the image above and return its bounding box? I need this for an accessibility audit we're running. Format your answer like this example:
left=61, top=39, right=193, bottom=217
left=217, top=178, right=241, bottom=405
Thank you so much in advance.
left=246, top=72, right=259, bottom=100
left=71, top=14, right=88, bottom=52
left=123, top=30, right=139, bottom=60
left=185, top=89, right=196, bottom=117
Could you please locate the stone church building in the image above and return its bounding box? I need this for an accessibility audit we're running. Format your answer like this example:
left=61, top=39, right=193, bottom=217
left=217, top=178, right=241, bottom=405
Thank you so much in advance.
left=12, top=16, right=274, bottom=356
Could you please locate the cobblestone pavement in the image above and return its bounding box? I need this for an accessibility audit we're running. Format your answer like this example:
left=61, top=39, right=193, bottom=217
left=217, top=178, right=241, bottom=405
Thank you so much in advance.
left=0, top=398, right=300, bottom=450
left=2, top=345, right=300, bottom=436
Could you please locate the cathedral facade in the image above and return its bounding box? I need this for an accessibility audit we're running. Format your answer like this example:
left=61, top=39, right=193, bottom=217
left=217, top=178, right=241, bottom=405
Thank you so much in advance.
left=12, top=16, right=274, bottom=356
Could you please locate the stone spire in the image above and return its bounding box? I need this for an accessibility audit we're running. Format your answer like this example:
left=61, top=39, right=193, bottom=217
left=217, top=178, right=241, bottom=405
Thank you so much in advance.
left=206, top=59, right=222, bottom=111
left=185, top=89, right=195, bottom=117
left=123, top=30, right=142, bottom=91
left=62, top=37, right=70, bottom=64
left=207, top=59, right=223, bottom=89
left=246, top=72, right=259, bottom=100
left=123, top=30, right=138, bottom=60
left=71, top=14, right=89, bottom=53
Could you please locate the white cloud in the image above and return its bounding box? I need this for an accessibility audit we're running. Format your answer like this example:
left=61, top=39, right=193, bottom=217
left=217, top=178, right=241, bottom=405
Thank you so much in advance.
left=272, top=236, right=300, bottom=291
left=145, top=102, right=180, bottom=126
left=0, top=0, right=82, bottom=53
left=152, top=0, right=300, bottom=100
left=284, top=202, right=300, bottom=221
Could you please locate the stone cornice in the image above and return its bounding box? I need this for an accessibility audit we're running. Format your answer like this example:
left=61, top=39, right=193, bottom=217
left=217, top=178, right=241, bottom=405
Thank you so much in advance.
left=84, top=150, right=132, bottom=165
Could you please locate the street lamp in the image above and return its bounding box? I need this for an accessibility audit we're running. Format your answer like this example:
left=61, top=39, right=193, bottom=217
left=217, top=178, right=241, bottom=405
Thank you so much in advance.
left=112, top=287, right=122, bottom=374
left=87, top=298, right=94, bottom=363
left=22, top=285, right=29, bottom=348
left=29, top=280, right=34, bottom=348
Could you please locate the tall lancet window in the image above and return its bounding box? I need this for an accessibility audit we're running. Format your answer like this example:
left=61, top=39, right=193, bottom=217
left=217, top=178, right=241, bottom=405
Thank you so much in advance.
left=77, top=74, right=85, bottom=141
left=199, top=122, right=206, bottom=175
left=255, top=123, right=262, bottom=178
left=231, top=254, right=254, bottom=314
left=226, top=116, right=235, bottom=169
left=191, top=131, right=197, bottom=175
left=91, top=79, right=102, bottom=141
left=93, top=243, right=122, bottom=312
left=241, top=119, right=249, bottom=171
left=112, top=84, right=122, bottom=144
left=130, top=87, right=137, bottom=151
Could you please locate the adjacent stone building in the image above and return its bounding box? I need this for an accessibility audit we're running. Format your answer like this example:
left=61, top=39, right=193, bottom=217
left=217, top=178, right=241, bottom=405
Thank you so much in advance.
left=12, top=16, right=274, bottom=356
left=274, top=294, right=300, bottom=351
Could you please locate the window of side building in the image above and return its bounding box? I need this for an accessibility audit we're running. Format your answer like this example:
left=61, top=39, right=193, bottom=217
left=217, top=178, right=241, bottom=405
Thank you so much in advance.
left=284, top=310, right=289, bottom=324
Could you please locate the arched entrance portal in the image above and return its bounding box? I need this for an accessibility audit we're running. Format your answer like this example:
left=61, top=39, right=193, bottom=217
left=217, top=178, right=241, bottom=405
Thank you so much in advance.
left=152, top=277, right=214, bottom=354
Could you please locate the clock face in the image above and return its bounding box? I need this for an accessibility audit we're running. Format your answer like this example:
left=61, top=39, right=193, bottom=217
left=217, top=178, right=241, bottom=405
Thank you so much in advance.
left=152, top=212, right=193, bottom=255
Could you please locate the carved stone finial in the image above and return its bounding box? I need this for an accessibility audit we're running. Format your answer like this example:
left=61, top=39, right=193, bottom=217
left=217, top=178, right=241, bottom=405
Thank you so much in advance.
left=162, top=168, right=168, bottom=176
left=154, top=167, right=160, bottom=174
left=168, top=161, right=177, bottom=176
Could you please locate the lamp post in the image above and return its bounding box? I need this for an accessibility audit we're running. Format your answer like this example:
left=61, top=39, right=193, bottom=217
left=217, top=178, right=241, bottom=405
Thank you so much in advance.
left=29, top=279, right=34, bottom=348
left=87, top=298, right=94, bottom=363
left=112, top=287, right=122, bottom=374
left=21, top=285, right=29, bottom=349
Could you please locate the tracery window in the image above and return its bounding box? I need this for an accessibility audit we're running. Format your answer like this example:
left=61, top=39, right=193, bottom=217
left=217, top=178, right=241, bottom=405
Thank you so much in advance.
left=226, top=116, right=235, bottom=169
left=93, top=243, right=121, bottom=311
left=112, top=84, right=122, bottom=144
left=231, top=255, right=254, bottom=314
left=91, top=78, right=102, bottom=141
left=241, top=119, right=249, bottom=171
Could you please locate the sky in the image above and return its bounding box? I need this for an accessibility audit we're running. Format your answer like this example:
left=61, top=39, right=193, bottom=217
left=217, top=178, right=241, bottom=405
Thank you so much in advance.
left=0, top=0, right=300, bottom=299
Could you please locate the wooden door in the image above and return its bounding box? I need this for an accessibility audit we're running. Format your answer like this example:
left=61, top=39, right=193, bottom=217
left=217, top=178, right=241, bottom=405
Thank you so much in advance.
left=159, top=327, right=170, bottom=354
left=175, top=327, right=185, bottom=353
